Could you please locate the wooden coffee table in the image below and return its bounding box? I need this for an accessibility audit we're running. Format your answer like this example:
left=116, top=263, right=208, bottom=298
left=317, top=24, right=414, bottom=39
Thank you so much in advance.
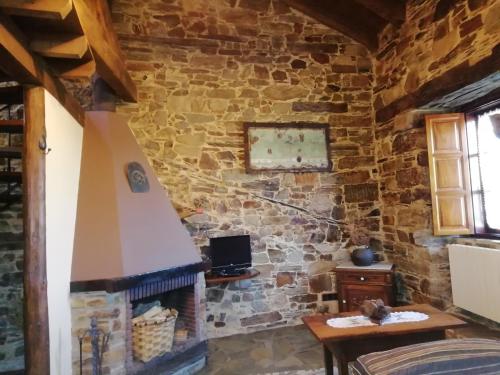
left=302, top=304, right=467, bottom=375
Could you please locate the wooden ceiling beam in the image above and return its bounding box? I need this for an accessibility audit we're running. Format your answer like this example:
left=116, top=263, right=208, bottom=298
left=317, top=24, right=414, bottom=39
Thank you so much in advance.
left=48, top=46, right=95, bottom=78
left=30, top=34, right=88, bottom=59
left=0, top=0, right=72, bottom=20
left=0, top=11, right=39, bottom=84
left=0, top=11, right=85, bottom=125
left=354, top=0, right=406, bottom=24
left=51, top=59, right=96, bottom=79
left=73, top=0, right=137, bottom=102
left=376, top=45, right=500, bottom=123
left=283, top=0, right=386, bottom=51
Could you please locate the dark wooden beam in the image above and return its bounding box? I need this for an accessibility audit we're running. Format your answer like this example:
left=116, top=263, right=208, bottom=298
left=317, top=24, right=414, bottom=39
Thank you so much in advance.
left=23, top=86, right=50, bottom=375
left=0, top=11, right=85, bottom=125
left=354, top=0, right=406, bottom=24
left=283, top=0, right=386, bottom=51
left=459, top=86, right=500, bottom=113
left=73, top=0, right=137, bottom=102
left=376, top=43, right=500, bottom=123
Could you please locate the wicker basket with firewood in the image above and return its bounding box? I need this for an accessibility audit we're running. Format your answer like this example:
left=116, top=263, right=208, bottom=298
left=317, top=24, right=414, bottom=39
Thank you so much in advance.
left=132, top=306, right=178, bottom=362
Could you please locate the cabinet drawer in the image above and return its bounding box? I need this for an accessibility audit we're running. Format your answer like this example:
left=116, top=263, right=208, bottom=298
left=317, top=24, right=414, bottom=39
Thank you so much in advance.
left=338, top=272, right=387, bottom=284
left=340, top=285, right=389, bottom=312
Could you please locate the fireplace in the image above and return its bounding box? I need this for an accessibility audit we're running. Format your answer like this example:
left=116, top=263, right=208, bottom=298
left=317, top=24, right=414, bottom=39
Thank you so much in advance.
left=70, top=111, right=206, bottom=374
left=126, top=274, right=205, bottom=374
left=70, top=269, right=207, bottom=375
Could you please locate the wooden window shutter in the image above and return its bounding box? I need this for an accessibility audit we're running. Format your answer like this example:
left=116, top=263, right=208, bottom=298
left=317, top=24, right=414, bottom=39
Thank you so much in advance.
left=425, top=113, right=474, bottom=235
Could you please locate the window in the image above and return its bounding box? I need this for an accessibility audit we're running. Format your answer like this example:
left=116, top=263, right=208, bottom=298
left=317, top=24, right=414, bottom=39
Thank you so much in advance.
left=466, top=106, right=500, bottom=235
left=425, top=103, right=500, bottom=237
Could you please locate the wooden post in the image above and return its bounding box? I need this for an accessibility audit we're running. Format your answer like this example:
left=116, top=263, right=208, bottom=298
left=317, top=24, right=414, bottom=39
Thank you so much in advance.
left=23, top=86, right=50, bottom=375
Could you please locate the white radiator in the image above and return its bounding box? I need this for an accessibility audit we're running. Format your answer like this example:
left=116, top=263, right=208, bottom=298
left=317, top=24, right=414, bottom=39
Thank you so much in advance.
left=448, top=244, right=500, bottom=323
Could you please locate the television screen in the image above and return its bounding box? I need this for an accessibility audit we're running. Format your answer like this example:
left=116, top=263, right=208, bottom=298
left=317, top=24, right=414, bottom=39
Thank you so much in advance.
left=209, top=235, right=252, bottom=274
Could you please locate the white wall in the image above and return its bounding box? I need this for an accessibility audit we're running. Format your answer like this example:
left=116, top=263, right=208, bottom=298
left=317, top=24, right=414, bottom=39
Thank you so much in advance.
left=44, top=91, right=83, bottom=375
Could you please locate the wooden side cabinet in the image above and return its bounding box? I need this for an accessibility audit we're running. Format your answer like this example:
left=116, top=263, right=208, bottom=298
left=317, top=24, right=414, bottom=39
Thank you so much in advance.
left=335, top=262, right=395, bottom=312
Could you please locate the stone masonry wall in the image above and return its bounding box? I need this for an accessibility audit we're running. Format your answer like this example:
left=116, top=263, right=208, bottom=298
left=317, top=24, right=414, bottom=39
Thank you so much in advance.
left=0, top=204, right=23, bottom=372
left=71, top=291, right=128, bottom=375
left=0, top=103, right=24, bottom=371
left=373, top=0, right=500, bottom=307
left=111, top=0, right=379, bottom=337
left=196, top=272, right=208, bottom=342
left=375, top=0, right=499, bottom=111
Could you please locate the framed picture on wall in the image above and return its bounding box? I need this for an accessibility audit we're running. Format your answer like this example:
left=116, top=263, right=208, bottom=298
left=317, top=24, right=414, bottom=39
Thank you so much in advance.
left=243, top=122, right=332, bottom=173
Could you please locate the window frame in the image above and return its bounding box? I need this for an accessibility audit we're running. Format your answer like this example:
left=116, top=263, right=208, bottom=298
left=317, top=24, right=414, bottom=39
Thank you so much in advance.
left=464, top=98, right=500, bottom=238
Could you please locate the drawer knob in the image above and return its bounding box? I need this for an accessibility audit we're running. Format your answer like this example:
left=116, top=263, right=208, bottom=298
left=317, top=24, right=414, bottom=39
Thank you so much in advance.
left=360, top=276, right=365, bottom=281
left=342, top=300, right=347, bottom=304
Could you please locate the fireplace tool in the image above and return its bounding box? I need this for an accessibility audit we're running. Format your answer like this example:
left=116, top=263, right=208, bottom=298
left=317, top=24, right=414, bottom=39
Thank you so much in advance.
left=78, top=316, right=111, bottom=375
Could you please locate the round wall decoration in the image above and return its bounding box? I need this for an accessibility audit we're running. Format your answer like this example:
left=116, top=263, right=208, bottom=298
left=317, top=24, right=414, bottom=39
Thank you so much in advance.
left=126, top=162, right=150, bottom=193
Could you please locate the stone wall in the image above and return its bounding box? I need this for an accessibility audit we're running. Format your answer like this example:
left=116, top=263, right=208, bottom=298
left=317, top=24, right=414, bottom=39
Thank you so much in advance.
left=71, top=291, right=128, bottom=375
left=0, top=103, right=24, bottom=371
left=196, top=272, right=208, bottom=342
left=111, top=0, right=379, bottom=337
left=375, top=0, right=499, bottom=112
left=0, top=205, right=23, bottom=372
left=373, top=0, right=500, bottom=307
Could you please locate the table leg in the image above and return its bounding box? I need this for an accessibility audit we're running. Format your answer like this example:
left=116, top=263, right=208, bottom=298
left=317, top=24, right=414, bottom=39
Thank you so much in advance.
left=337, top=358, right=349, bottom=375
left=328, top=343, right=349, bottom=375
left=323, top=345, right=334, bottom=375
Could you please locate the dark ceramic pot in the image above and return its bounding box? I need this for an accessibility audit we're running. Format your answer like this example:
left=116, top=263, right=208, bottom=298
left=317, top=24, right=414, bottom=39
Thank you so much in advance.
left=351, top=247, right=374, bottom=266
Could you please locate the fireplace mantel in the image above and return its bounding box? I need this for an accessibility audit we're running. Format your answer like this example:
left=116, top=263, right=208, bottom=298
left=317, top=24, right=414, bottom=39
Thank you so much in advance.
left=70, top=262, right=205, bottom=293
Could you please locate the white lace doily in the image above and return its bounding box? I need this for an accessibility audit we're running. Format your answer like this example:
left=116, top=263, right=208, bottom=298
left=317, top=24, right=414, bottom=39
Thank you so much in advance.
left=327, top=311, right=429, bottom=328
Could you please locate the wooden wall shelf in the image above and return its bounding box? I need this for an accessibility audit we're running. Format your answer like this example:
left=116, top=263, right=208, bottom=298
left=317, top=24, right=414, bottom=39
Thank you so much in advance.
left=205, top=268, right=260, bottom=285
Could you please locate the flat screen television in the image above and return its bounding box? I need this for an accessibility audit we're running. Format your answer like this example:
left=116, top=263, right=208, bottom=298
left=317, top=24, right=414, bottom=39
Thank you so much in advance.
left=209, top=235, right=252, bottom=276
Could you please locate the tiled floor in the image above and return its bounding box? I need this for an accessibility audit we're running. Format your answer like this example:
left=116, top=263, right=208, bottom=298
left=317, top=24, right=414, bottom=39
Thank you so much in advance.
left=197, top=325, right=325, bottom=375
left=197, top=318, right=500, bottom=375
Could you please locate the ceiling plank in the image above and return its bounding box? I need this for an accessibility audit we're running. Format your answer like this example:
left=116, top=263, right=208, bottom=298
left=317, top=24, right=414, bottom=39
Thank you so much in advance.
left=49, top=47, right=95, bottom=78
left=354, top=0, right=406, bottom=24
left=0, top=11, right=85, bottom=125
left=0, top=0, right=72, bottom=20
left=12, top=7, right=85, bottom=36
left=73, top=0, right=137, bottom=102
left=51, top=59, right=96, bottom=79
left=283, top=0, right=386, bottom=51
left=30, top=34, right=88, bottom=59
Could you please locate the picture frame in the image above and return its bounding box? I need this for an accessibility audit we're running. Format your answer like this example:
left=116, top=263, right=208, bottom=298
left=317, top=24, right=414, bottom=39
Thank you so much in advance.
left=243, top=122, right=332, bottom=173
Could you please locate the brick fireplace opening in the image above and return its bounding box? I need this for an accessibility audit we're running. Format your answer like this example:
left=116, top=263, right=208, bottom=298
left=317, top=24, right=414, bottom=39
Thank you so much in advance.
left=126, top=275, right=206, bottom=375
left=70, top=267, right=207, bottom=375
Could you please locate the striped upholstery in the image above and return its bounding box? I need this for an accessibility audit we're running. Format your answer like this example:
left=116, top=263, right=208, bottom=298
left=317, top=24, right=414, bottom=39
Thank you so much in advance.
left=349, top=338, right=500, bottom=375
